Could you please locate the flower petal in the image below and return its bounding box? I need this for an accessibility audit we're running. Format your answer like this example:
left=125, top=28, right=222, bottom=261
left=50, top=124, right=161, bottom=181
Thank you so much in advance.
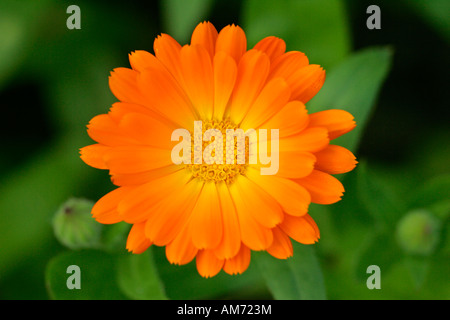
left=166, top=223, right=198, bottom=265
left=287, top=64, right=326, bottom=103
left=153, top=33, right=183, bottom=82
left=109, top=68, right=147, bottom=105
left=213, top=51, right=237, bottom=120
left=126, top=222, right=152, bottom=254
left=213, top=182, right=241, bottom=259
left=91, top=186, right=132, bottom=224
left=196, top=249, right=224, bottom=278
left=215, top=24, right=247, bottom=63
left=189, top=182, right=223, bottom=249
left=253, top=36, right=286, bottom=61
left=295, top=170, right=345, bottom=204
left=191, top=21, right=218, bottom=59
left=80, top=144, right=111, bottom=169
left=258, top=100, right=309, bottom=137
left=180, top=45, right=214, bottom=120
left=279, top=214, right=320, bottom=244
left=279, top=127, right=329, bottom=153
left=138, top=66, right=196, bottom=129
left=228, top=49, right=270, bottom=125
left=308, top=109, right=356, bottom=140
left=276, top=151, right=316, bottom=179
left=269, top=51, right=309, bottom=80
left=223, top=244, right=251, bottom=275
left=240, top=77, right=291, bottom=130
left=314, top=145, right=357, bottom=174
left=103, top=146, right=173, bottom=174
left=145, top=178, right=203, bottom=246
left=267, top=227, right=293, bottom=259
left=246, top=167, right=310, bottom=216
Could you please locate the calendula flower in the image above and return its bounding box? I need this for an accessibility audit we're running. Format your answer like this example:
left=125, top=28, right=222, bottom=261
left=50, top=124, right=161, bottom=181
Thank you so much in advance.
left=80, top=21, right=357, bottom=277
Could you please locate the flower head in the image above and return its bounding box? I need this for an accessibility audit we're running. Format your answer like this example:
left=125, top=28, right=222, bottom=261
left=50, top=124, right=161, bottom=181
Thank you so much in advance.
left=80, top=21, right=357, bottom=277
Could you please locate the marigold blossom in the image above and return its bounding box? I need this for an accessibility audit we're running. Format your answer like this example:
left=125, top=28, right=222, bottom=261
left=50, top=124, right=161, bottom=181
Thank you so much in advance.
left=80, top=21, right=357, bottom=277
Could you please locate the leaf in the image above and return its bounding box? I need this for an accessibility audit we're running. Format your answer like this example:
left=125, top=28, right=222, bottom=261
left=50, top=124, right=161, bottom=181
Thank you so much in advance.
left=242, top=0, right=351, bottom=70
left=356, top=161, right=406, bottom=227
left=354, top=230, right=400, bottom=281
left=407, top=174, right=450, bottom=219
left=255, top=243, right=326, bottom=300
left=308, top=46, right=393, bottom=152
left=161, top=0, right=214, bottom=44
left=116, top=249, right=167, bottom=300
left=46, top=250, right=128, bottom=300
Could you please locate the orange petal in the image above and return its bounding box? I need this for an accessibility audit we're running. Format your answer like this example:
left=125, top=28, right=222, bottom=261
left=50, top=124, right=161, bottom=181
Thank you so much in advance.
left=276, top=151, right=316, bottom=179
left=126, top=222, right=152, bottom=254
left=229, top=177, right=274, bottom=251
left=246, top=168, right=310, bottom=216
left=287, top=64, right=326, bottom=103
left=258, top=100, right=309, bottom=137
left=111, top=165, right=181, bottom=187
left=213, top=182, right=241, bottom=260
left=228, top=49, right=270, bottom=125
left=166, top=223, right=198, bottom=265
left=196, top=249, right=224, bottom=278
left=191, top=21, right=218, bottom=59
left=295, top=170, right=344, bottom=204
left=279, top=127, right=329, bottom=153
left=253, top=36, right=286, bottom=62
left=153, top=33, right=183, bottom=83
left=308, top=109, right=356, bottom=140
left=279, top=214, right=320, bottom=244
left=117, top=170, right=190, bottom=223
left=314, top=145, right=357, bottom=174
left=145, top=178, right=203, bottom=246
left=267, top=227, right=293, bottom=259
left=128, top=50, right=163, bottom=73
left=180, top=45, right=214, bottom=120
left=109, top=68, right=147, bottom=105
left=103, top=146, right=172, bottom=175
left=189, top=182, right=223, bottom=249
left=80, top=144, right=111, bottom=169
left=138, top=67, right=196, bottom=130
left=240, top=77, right=291, bottom=130
left=87, top=114, right=138, bottom=147
left=117, top=112, right=175, bottom=150
left=232, top=175, right=283, bottom=228
left=215, top=24, right=247, bottom=63
left=213, top=51, right=237, bottom=120
left=223, top=244, right=251, bottom=275
left=91, top=186, right=132, bottom=224
left=269, top=51, right=309, bottom=81
left=108, top=102, right=177, bottom=129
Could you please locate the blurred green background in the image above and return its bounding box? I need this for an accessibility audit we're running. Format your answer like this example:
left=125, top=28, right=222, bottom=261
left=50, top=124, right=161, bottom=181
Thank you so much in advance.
left=0, top=0, right=448, bottom=300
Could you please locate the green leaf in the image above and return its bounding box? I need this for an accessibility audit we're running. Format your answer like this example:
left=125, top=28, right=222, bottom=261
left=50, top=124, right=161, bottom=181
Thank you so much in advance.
left=117, top=249, right=167, bottom=300
left=356, top=161, right=406, bottom=227
left=255, top=243, right=326, bottom=300
left=408, top=174, right=450, bottom=219
left=354, top=230, right=400, bottom=281
left=161, top=0, right=214, bottom=44
left=242, top=0, right=351, bottom=69
left=46, top=250, right=128, bottom=300
left=308, top=47, right=393, bottom=152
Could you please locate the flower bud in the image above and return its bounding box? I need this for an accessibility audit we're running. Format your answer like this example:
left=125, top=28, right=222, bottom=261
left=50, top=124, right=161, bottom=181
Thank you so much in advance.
left=396, top=209, right=441, bottom=256
left=52, top=198, right=101, bottom=250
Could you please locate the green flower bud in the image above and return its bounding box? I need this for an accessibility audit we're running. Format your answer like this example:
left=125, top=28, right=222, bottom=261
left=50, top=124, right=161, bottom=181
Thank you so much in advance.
left=52, top=198, right=101, bottom=250
left=396, top=209, right=441, bottom=256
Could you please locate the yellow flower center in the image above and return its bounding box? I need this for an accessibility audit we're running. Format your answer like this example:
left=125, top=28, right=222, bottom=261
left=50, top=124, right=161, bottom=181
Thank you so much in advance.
left=185, top=119, right=249, bottom=184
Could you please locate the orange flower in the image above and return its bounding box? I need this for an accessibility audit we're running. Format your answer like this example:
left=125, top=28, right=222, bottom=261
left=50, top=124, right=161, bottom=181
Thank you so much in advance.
left=80, top=21, right=357, bottom=277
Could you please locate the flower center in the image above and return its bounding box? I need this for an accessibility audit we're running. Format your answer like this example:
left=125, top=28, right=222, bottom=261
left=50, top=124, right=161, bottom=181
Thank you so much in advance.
left=185, top=119, right=249, bottom=184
